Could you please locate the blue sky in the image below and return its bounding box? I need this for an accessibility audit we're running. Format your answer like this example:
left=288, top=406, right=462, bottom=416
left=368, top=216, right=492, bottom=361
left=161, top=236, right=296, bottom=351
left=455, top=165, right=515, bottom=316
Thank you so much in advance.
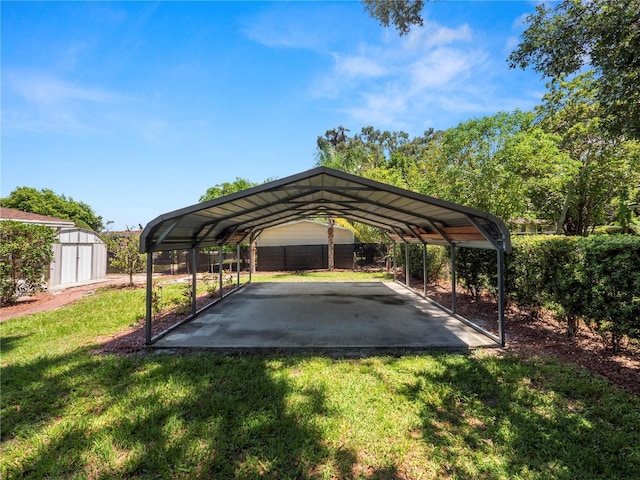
left=2, top=1, right=546, bottom=231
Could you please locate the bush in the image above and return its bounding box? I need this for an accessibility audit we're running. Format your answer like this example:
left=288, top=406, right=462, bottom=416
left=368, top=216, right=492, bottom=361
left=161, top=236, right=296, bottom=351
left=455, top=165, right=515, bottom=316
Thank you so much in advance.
left=580, top=235, right=640, bottom=351
left=454, top=247, right=497, bottom=299
left=506, top=235, right=639, bottom=346
left=395, top=244, right=448, bottom=283
left=396, top=234, right=640, bottom=349
left=0, top=221, right=56, bottom=305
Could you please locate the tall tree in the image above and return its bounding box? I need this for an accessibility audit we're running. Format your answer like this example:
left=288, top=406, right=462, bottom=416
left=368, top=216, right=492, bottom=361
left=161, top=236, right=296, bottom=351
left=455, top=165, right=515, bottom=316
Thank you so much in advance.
left=536, top=73, right=640, bottom=235
left=0, top=187, right=104, bottom=231
left=509, top=0, right=640, bottom=139
left=418, top=111, right=538, bottom=221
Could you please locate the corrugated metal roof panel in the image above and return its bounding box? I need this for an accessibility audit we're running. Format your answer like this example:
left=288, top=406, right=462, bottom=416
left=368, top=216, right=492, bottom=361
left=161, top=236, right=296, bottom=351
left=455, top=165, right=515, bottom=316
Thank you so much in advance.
left=140, top=167, right=511, bottom=253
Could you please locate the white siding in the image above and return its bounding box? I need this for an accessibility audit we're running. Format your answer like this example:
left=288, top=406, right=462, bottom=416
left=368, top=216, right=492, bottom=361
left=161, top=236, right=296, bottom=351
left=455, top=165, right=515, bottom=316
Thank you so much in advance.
left=49, top=228, right=107, bottom=288
left=257, top=221, right=354, bottom=247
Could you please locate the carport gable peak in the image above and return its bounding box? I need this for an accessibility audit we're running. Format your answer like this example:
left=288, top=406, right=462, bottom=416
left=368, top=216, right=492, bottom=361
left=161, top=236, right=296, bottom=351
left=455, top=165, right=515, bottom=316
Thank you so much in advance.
left=140, top=167, right=511, bottom=253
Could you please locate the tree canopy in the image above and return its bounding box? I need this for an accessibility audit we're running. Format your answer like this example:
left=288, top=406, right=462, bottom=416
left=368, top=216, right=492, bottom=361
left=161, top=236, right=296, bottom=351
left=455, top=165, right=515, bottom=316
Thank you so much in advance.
left=199, top=178, right=258, bottom=202
left=316, top=107, right=639, bottom=236
left=0, top=187, right=104, bottom=232
left=509, top=0, right=640, bottom=139
left=362, top=0, right=425, bottom=36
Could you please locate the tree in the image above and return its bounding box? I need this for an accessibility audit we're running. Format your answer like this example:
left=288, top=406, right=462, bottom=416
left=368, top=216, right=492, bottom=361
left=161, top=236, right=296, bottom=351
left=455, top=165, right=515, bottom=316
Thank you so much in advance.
left=418, top=110, right=539, bottom=221
left=104, top=231, right=146, bottom=286
left=496, top=127, right=577, bottom=231
left=316, top=125, right=434, bottom=188
left=362, top=0, right=426, bottom=36
left=536, top=73, right=640, bottom=235
left=509, top=0, right=640, bottom=139
left=0, top=187, right=104, bottom=231
left=199, top=178, right=257, bottom=202
left=0, top=221, right=56, bottom=305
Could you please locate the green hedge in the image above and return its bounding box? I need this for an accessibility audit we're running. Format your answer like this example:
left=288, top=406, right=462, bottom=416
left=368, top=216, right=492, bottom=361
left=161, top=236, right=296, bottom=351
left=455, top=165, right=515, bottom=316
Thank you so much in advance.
left=580, top=236, right=640, bottom=349
left=394, top=244, right=448, bottom=284
left=444, top=235, right=639, bottom=350
left=0, top=221, right=56, bottom=305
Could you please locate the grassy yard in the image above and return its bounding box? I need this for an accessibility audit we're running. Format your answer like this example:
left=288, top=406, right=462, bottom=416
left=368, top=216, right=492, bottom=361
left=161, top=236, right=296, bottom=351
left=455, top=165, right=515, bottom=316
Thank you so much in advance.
left=2, top=274, right=639, bottom=479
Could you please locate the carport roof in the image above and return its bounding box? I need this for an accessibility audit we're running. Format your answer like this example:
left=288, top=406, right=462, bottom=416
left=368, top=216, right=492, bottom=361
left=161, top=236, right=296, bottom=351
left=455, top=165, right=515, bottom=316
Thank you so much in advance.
left=140, top=167, right=511, bottom=253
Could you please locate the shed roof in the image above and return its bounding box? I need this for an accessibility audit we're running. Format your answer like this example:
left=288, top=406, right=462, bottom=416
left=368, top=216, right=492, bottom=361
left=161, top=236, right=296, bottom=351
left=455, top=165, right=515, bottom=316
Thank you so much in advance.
left=140, top=167, right=511, bottom=253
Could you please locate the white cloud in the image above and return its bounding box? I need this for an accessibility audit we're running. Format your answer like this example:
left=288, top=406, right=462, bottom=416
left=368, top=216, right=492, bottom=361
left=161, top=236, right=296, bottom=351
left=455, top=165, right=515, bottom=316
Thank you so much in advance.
left=241, top=7, right=327, bottom=51
left=512, top=12, right=531, bottom=29
left=310, top=18, right=500, bottom=131
left=333, top=53, right=387, bottom=79
left=403, top=22, right=473, bottom=51
left=5, top=71, right=124, bottom=106
left=0, top=70, right=179, bottom=140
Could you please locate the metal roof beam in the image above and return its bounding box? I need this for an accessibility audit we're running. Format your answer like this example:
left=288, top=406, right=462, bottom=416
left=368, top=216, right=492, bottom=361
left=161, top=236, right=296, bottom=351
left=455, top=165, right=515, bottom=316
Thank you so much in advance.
left=329, top=189, right=452, bottom=231
left=405, top=224, right=427, bottom=245
left=465, top=214, right=500, bottom=251
left=148, top=219, right=180, bottom=252
left=190, top=188, right=323, bottom=232
left=424, top=219, right=454, bottom=247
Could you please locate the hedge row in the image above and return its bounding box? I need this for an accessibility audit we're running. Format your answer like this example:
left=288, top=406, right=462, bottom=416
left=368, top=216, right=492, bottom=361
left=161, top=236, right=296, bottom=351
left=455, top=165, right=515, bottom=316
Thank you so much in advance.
left=450, top=235, right=640, bottom=351
left=395, top=235, right=640, bottom=350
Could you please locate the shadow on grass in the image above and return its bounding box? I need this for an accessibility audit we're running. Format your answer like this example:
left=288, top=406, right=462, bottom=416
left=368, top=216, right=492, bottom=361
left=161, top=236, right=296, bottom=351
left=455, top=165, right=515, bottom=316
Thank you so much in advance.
left=1, top=350, right=348, bottom=478
left=0, top=334, right=29, bottom=354
left=400, top=352, right=640, bottom=479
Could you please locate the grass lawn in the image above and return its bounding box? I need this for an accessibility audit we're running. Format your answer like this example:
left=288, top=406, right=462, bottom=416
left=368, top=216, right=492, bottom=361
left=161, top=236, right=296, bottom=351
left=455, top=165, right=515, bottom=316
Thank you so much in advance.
left=1, top=274, right=639, bottom=479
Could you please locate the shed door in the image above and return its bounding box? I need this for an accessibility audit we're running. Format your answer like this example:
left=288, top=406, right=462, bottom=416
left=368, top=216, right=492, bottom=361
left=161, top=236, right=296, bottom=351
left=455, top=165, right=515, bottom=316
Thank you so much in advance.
left=77, top=245, right=92, bottom=282
left=60, top=245, right=78, bottom=284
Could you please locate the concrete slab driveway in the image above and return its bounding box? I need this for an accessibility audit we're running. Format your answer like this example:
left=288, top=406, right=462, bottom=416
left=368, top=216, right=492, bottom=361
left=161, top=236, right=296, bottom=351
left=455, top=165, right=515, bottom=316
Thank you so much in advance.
left=151, top=281, right=498, bottom=350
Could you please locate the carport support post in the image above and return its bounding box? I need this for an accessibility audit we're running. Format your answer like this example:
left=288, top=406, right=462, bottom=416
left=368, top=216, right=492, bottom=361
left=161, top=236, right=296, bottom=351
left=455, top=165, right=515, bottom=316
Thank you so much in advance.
left=145, top=251, right=153, bottom=344
left=404, top=242, right=410, bottom=287
left=423, top=244, right=428, bottom=298
left=236, top=244, right=241, bottom=287
left=450, top=245, right=457, bottom=314
left=191, top=249, right=197, bottom=315
left=219, top=246, right=224, bottom=299
left=392, top=241, right=397, bottom=281
left=497, top=241, right=506, bottom=346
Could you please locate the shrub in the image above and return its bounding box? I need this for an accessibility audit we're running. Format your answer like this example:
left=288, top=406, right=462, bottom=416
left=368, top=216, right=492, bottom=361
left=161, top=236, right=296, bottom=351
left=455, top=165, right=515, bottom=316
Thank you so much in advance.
left=104, top=232, right=146, bottom=286
left=202, top=273, right=219, bottom=297
left=0, top=221, right=56, bottom=305
left=454, top=247, right=497, bottom=299
left=395, top=244, right=448, bottom=283
left=580, top=235, right=640, bottom=351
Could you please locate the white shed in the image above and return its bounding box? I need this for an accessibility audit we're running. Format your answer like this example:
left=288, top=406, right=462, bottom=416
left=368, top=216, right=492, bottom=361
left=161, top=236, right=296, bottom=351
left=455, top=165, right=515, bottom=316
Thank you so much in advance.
left=50, top=228, right=108, bottom=288
left=256, top=220, right=354, bottom=271
left=257, top=220, right=354, bottom=246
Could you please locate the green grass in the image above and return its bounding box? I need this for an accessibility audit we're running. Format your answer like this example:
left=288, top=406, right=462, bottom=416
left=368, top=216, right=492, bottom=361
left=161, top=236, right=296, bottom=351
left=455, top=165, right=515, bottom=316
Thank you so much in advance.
left=2, top=273, right=639, bottom=479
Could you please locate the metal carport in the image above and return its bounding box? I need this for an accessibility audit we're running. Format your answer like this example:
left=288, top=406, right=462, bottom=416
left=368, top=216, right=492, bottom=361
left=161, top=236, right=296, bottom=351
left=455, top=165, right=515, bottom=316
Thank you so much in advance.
left=140, top=166, right=511, bottom=347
